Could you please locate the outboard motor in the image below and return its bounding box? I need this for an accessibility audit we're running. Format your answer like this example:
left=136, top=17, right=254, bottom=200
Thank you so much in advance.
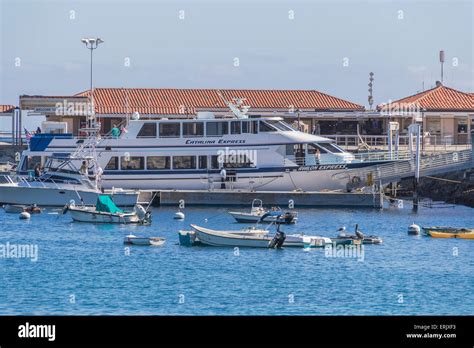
left=134, top=204, right=151, bottom=224
left=269, top=225, right=286, bottom=249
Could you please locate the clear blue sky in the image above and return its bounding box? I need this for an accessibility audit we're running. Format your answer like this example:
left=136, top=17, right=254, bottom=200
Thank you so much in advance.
left=1, top=0, right=473, bottom=108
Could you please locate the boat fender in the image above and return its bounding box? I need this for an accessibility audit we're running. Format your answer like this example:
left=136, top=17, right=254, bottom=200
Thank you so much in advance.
left=19, top=211, right=31, bottom=220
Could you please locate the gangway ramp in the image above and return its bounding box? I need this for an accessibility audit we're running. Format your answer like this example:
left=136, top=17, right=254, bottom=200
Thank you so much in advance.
left=333, top=149, right=473, bottom=185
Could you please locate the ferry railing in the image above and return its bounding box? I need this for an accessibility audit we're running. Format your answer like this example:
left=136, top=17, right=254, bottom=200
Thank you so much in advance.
left=323, top=134, right=472, bottom=153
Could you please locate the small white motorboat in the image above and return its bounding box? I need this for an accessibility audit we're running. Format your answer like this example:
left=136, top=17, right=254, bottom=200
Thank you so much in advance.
left=228, top=199, right=298, bottom=224
left=179, top=226, right=269, bottom=246
left=3, top=204, right=41, bottom=214
left=65, top=195, right=151, bottom=224
left=123, top=234, right=165, bottom=246
left=189, top=224, right=331, bottom=248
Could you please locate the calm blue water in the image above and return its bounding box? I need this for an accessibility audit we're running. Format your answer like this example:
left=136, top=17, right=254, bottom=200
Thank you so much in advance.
left=0, top=202, right=473, bottom=315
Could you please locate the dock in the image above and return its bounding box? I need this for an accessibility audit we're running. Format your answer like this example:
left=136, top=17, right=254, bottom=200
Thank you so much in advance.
left=140, top=189, right=383, bottom=208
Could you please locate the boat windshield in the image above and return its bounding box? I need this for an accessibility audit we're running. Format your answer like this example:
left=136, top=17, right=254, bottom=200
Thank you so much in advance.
left=265, top=120, right=294, bottom=131
left=315, top=142, right=345, bottom=154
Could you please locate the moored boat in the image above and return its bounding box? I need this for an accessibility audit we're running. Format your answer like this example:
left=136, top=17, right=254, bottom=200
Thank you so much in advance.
left=228, top=199, right=298, bottom=224
left=123, top=234, right=165, bottom=246
left=189, top=224, right=331, bottom=248
left=423, top=226, right=474, bottom=239
left=65, top=195, right=150, bottom=224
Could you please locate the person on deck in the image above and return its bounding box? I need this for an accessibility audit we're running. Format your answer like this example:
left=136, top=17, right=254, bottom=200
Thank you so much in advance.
left=111, top=124, right=120, bottom=138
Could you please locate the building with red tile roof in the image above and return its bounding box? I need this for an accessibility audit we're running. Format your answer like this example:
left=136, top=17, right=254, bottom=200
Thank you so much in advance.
left=377, top=83, right=473, bottom=144
left=20, top=87, right=365, bottom=135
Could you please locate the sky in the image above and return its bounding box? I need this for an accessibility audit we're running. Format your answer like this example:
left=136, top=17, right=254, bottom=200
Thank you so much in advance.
left=0, top=0, right=473, bottom=108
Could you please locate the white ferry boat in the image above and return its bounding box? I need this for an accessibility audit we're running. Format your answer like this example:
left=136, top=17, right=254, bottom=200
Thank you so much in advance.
left=17, top=105, right=401, bottom=192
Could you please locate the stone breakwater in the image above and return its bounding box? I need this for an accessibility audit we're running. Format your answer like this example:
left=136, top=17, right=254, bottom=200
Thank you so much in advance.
left=401, top=170, right=474, bottom=208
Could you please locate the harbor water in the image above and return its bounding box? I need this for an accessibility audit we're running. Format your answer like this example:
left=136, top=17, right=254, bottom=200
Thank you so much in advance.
left=0, top=203, right=473, bottom=315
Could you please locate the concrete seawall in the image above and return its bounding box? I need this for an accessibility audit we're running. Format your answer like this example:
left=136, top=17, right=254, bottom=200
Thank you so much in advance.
left=155, top=189, right=383, bottom=208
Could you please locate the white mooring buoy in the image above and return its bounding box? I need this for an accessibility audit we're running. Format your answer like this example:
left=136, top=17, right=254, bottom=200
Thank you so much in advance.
left=174, top=211, right=185, bottom=220
left=408, top=223, right=421, bottom=235
left=19, top=211, right=31, bottom=220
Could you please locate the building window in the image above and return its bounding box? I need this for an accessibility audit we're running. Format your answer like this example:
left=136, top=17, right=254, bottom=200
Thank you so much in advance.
left=137, top=123, right=157, bottom=138
left=198, top=155, right=207, bottom=169
left=230, top=121, right=241, bottom=134
left=121, top=156, right=144, bottom=170
left=426, top=119, right=441, bottom=134
left=183, top=122, right=204, bottom=137
left=159, top=123, right=181, bottom=137
left=147, top=156, right=170, bottom=169
left=105, top=156, right=119, bottom=170
left=206, top=122, right=228, bottom=136
left=173, top=156, right=196, bottom=169
left=457, top=121, right=468, bottom=134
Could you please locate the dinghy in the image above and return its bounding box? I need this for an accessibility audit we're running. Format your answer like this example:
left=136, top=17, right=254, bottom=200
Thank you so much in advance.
left=189, top=224, right=331, bottom=248
left=423, top=226, right=474, bottom=239
left=123, top=234, right=165, bottom=246
left=65, top=195, right=150, bottom=224
left=228, top=199, right=298, bottom=224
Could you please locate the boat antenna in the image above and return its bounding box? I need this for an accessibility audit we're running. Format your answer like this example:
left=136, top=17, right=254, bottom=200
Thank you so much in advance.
left=217, top=90, right=250, bottom=119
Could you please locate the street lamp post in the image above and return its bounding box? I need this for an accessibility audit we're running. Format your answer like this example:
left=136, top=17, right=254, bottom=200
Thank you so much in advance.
left=81, top=37, right=104, bottom=128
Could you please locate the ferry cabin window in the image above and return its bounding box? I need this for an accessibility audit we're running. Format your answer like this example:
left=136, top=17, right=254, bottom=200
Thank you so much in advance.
left=285, top=144, right=295, bottom=156
left=183, top=122, right=204, bottom=137
left=105, top=157, right=119, bottom=170
left=210, top=155, right=220, bottom=169
left=137, top=123, right=157, bottom=138
left=121, top=156, right=144, bottom=170
left=241, top=121, right=249, bottom=133
left=198, top=156, right=208, bottom=169
left=230, top=121, right=241, bottom=134
left=159, top=123, right=181, bottom=137
left=147, top=156, right=170, bottom=169
left=173, top=156, right=196, bottom=169
left=206, top=122, right=228, bottom=136
left=251, top=120, right=258, bottom=134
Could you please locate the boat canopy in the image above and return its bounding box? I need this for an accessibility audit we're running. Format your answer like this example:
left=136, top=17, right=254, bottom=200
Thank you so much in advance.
left=96, top=195, right=123, bottom=214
